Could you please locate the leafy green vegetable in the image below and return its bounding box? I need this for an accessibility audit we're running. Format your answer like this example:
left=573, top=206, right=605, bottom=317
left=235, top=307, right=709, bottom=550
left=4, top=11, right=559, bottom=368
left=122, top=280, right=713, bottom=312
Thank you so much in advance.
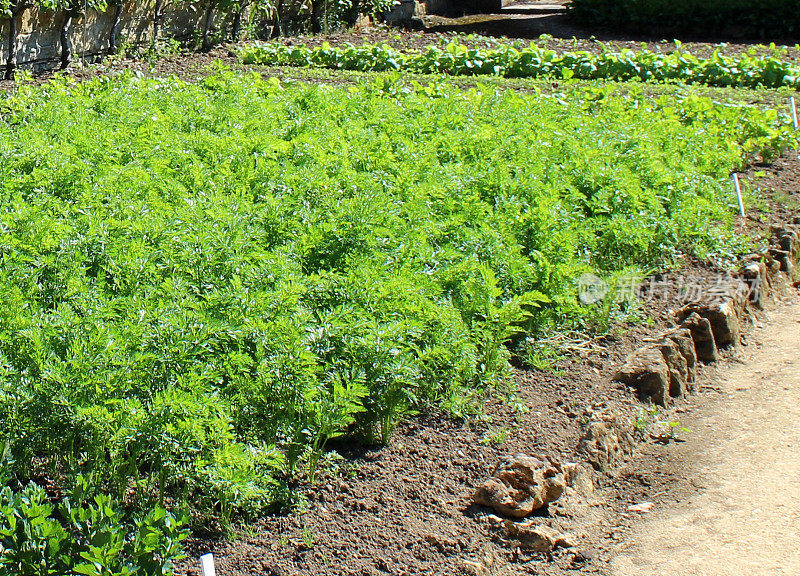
left=0, top=453, right=187, bottom=576
left=238, top=40, right=800, bottom=90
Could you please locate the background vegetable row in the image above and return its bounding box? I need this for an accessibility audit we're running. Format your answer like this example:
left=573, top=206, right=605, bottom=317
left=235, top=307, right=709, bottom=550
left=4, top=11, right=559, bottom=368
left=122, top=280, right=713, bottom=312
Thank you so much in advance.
left=238, top=41, right=800, bottom=90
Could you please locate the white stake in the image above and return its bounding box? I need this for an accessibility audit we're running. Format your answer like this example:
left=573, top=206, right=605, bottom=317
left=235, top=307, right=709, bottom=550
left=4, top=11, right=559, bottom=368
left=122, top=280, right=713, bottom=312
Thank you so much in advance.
left=200, top=553, right=217, bottom=576
left=732, top=173, right=745, bottom=217
left=791, top=97, right=799, bottom=130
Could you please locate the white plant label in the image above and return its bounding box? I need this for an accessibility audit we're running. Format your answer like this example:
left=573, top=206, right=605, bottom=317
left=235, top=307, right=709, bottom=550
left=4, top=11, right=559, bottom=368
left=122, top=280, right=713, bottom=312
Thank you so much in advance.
left=200, top=553, right=217, bottom=576
left=733, top=173, right=745, bottom=217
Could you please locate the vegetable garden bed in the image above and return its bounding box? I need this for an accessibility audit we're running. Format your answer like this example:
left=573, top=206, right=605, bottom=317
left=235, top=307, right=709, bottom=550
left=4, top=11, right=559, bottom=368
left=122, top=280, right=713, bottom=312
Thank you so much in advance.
left=0, top=62, right=797, bottom=571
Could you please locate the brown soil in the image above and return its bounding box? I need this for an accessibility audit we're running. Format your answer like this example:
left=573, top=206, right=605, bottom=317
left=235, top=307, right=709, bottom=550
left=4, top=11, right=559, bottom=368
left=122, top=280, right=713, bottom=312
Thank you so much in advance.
left=745, top=154, right=800, bottom=228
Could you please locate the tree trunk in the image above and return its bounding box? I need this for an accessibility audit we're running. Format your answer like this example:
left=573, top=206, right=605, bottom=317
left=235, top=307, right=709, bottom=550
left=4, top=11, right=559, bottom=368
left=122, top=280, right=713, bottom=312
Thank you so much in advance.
left=310, top=0, right=322, bottom=34
left=60, top=11, right=75, bottom=70
left=201, top=0, right=215, bottom=52
left=273, top=0, right=283, bottom=37
left=4, top=4, right=19, bottom=80
left=153, top=0, right=163, bottom=44
left=109, top=2, right=123, bottom=54
left=231, top=1, right=247, bottom=41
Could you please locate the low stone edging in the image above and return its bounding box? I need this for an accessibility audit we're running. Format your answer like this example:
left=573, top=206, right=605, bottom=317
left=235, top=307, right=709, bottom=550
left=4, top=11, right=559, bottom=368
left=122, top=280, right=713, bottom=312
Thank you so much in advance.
left=615, top=224, right=797, bottom=407
left=470, top=223, right=799, bottom=557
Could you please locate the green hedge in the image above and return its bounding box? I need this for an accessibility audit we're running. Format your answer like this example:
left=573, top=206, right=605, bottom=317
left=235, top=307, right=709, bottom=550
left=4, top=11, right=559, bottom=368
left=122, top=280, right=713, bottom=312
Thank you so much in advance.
left=567, top=0, right=800, bottom=39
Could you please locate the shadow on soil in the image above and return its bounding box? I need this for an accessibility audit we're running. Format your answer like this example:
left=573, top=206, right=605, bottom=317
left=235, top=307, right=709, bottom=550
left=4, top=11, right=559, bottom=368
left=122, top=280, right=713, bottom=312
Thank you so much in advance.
left=422, top=13, right=798, bottom=45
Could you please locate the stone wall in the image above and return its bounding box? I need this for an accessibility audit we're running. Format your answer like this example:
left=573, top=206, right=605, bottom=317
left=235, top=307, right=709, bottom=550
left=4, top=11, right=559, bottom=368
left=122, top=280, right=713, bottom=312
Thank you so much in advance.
left=1, top=0, right=504, bottom=73
left=0, top=2, right=230, bottom=71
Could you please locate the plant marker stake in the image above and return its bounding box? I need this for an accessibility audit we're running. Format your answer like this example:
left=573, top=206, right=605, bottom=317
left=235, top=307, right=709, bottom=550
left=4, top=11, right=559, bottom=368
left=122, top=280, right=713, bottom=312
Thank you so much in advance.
left=733, top=173, right=745, bottom=217
left=200, top=553, right=217, bottom=576
left=792, top=97, right=799, bottom=130
left=791, top=98, right=800, bottom=161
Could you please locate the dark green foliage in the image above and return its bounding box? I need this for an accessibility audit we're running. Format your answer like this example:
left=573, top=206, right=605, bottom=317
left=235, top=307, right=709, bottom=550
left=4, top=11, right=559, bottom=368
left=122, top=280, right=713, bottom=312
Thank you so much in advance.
left=0, top=456, right=188, bottom=576
left=567, top=0, right=800, bottom=39
left=0, top=71, right=794, bottom=524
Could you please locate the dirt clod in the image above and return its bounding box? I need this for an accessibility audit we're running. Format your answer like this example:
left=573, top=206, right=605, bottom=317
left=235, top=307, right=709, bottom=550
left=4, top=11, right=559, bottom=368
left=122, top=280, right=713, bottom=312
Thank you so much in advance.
left=656, top=340, right=690, bottom=398
left=578, top=414, right=635, bottom=472
left=614, top=347, right=672, bottom=406
left=680, top=297, right=743, bottom=349
left=680, top=312, right=720, bottom=362
left=473, top=454, right=568, bottom=518
left=666, top=328, right=698, bottom=386
left=503, top=521, right=576, bottom=553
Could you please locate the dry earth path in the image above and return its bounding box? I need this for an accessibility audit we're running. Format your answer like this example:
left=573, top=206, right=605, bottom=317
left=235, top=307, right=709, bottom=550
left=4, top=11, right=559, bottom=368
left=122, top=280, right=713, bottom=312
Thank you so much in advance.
left=611, top=299, right=800, bottom=576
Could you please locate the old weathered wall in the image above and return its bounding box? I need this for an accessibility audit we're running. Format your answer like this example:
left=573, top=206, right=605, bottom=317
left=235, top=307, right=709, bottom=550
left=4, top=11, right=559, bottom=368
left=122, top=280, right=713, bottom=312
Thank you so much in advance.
left=0, top=2, right=231, bottom=71
left=0, top=0, right=501, bottom=73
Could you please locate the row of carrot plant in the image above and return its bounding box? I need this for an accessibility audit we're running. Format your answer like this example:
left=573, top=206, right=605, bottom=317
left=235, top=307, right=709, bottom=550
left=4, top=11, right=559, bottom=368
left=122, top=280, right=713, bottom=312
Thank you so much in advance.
left=1, top=68, right=795, bottom=519
left=0, top=69, right=796, bottom=569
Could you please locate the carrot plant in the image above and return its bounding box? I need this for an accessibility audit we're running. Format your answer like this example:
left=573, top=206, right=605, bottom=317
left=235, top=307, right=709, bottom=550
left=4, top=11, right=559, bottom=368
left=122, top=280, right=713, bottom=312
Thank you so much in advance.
left=0, top=70, right=794, bottom=527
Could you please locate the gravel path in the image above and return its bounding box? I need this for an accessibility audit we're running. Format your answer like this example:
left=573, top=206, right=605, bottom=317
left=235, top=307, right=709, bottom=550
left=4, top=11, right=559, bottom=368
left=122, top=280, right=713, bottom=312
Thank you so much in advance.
left=611, top=298, right=800, bottom=576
